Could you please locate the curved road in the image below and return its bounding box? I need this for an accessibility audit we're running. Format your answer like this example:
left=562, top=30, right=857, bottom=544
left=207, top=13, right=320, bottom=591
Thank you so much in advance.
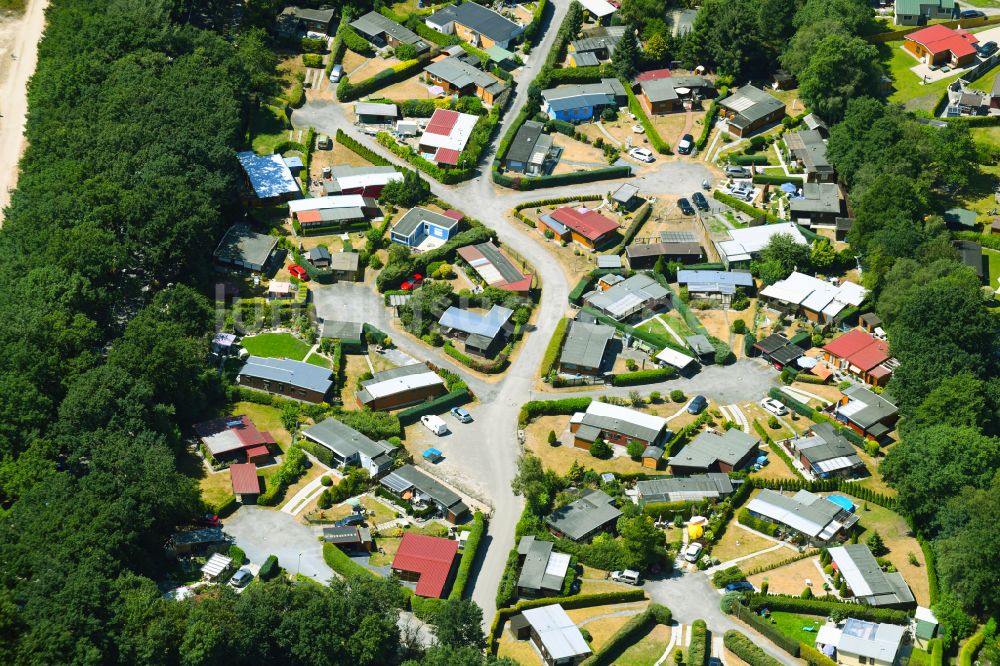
left=291, top=8, right=790, bottom=665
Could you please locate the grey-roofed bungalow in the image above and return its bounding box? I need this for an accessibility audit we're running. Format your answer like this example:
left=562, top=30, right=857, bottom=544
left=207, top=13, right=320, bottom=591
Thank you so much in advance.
left=545, top=489, right=622, bottom=542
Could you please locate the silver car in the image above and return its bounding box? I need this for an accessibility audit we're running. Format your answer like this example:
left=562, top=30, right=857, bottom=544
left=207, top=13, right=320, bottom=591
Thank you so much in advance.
left=724, top=165, right=751, bottom=178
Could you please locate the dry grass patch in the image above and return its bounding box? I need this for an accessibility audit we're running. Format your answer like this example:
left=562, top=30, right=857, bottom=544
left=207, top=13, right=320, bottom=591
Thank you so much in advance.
left=379, top=72, right=435, bottom=101
left=748, top=556, right=823, bottom=596
left=567, top=601, right=648, bottom=626
left=525, top=415, right=646, bottom=475
left=617, top=623, right=672, bottom=666
left=851, top=501, right=929, bottom=606
left=712, top=525, right=781, bottom=563
left=498, top=630, right=544, bottom=665
left=551, top=133, right=608, bottom=169
left=229, top=402, right=293, bottom=450
left=582, top=614, right=644, bottom=652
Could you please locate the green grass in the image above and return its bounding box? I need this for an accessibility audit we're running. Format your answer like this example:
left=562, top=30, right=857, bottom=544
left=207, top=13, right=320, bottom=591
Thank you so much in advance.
left=241, top=332, right=312, bottom=361
left=304, top=352, right=332, bottom=369
left=882, top=41, right=964, bottom=111
left=249, top=105, right=290, bottom=155
left=0, top=0, right=27, bottom=11
left=615, top=623, right=672, bottom=666
left=985, top=248, right=1000, bottom=289
left=769, top=611, right=824, bottom=646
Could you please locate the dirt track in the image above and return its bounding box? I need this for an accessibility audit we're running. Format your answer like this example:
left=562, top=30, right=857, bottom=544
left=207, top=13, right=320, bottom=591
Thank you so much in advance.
left=0, top=0, right=48, bottom=220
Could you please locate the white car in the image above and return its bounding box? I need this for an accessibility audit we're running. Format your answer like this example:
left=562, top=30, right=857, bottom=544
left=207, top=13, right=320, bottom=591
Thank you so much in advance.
left=610, top=569, right=642, bottom=585
left=760, top=398, right=788, bottom=417
left=421, top=414, right=449, bottom=436
left=628, top=147, right=655, bottom=163
left=631, top=124, right=645, bottom=134
left=684, top=542, right=704, bottom=563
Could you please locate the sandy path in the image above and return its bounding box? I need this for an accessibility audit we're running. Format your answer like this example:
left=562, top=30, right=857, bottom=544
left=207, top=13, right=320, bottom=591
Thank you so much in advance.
left=0, top=0, right=48, bottom=220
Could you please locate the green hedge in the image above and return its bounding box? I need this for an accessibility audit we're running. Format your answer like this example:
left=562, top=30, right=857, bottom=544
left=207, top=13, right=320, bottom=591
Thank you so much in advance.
left=624, top=81, right=670, bottom=154
left=378, top=131, right=474, bottom=184
left=206, top=493, right=238, bottom=517
left=448, top=512, right=486, bottom=600
left=960, top=628, right=987, bottom=666
left=712, top=191, right=781, bottom=224
left=724, top=630, right=785, bottom=666
left=322, top=542, right=378, bottom=579
left=738, top=507, right=779, bottom=537
left=712, top=566, right=747, bottom=588
left=731, top=602, right=801, bottom=657
left=569, top=273, right=597, bottom=304
left=336, top=52, right=432, bottom=102
left=341, top=27, right=374, bottom=56
left=335, top=128, right=392, bottom=167
left=611, top=367, right=677, bottom=386
left=523, top=0, right=549, bottom=43
left=753, top=174, right=804, bottom=186
left=259, top=555, right=280, bottom=581
left=744, top=594, right=911, bottom=624
left=696, top=100, right=719, bottom=151
left=443, top=342, right=510, bottom=374
left=397, top=388, right=471, bottom=426
left=730, top=154, right=770, bottom=165
left=929, top=638, right=943, bottom=666
left=518, top=397, right=593, bottom=427
left=494, top=164, right=633, bottom=190
left=540, top=317, right=571, bottom=377
left=688, top=619, right=709, bottom=666
left=362, top=322, right=391, bottom=347
left=801, top=642, right=838, bottom=666
left=496, top=547, right=521, bottom=609
left=580, top=604, right=672, bottom=666
left=257, top=446, right=308, bottom=506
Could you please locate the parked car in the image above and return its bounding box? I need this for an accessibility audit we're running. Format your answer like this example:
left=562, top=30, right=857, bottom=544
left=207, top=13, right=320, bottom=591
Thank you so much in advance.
left=725, top=581, right=755, bottom=592
left=678, top=198, right=695, bottom=215
left=628, top=147, right=655, bottom=163
left=760, top=398, right=788, bottom=417
left=450, top=407, right=472, bottom=423
left=610, top=570, right=642, bottom=585
left=677, top=133, right=694, bottom=155
left=335, top=512, right=366, bottom=528
left=687, top=395, right=707, bottom=414
left=631, top=124, right=645, bottom=134
left=401, top=273, right=424, bottom=290
left=288, top=264, right=309, bottom=281
left=692, top=191, right=709, bottom=211
left=962, top=9, right=986, bottom=19
left=725, top=165, right=751, bottom=178
left=978, top=41, right=998, bottom=58
left=229, top=568, right=254, bottom=589
left=684, top=542, right=704, bottom=563
left=421, top=414, right=449, bottom=436
left=196, top=514, right=221, bottom=527
left=729, top=183, right=754, bottom=201
left=329, top=64, right=344, bottom=83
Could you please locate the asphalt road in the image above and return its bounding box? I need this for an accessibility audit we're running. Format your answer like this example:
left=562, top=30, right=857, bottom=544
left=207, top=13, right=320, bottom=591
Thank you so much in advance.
left=223, top=506, right=333, bottom=584
left=289, top=0, right=780, bottom=628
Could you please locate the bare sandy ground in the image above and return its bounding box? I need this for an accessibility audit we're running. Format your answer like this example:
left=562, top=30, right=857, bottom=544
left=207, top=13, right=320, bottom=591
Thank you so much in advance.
left=0, top=0, right=48, bottom=220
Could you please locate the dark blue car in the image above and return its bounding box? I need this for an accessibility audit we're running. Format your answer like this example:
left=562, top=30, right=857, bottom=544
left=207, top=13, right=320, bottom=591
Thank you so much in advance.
left=335, top=513, right=365, bottom=528
left=687, top=395, right=707, bottom=414
left=725, top=581, right=755, bottom=592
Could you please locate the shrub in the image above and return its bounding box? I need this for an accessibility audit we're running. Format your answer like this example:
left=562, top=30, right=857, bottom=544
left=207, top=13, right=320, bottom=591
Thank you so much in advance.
left=724, top=630, right=785, bottom=666
left=867, top=531, right=888, bottom=556
left=590, top=438, right=613, bottom=459
left=320, top=475, right=333, bottom=487
left=228, top=545, right=247, bottom=565
left=767, top=416, right=780, bottom=430
left=548, top=430, right=558, bottom=446
left=583, top=604, right=672, bottom=666
left=341, top=27, right=374, bottom=55
left=257, top=446, right=308, bottom=506
left=519, top=397, right=593, bottom=427
left=732, top=319, right=747, bottom=334
left=738, top=508, right=779, bottom=537
left=627, top=440, right=646, bottom=459
left=670, top=390, right=685, bottom=402
left=259, top=555, right=280, bottom=581
left=540, top=318, right=571, bottom=377
left=301, top=37, right=326, bottom=53
left=448, top=512, right=486, bottom=600
left=712, top=566, right=747, bottom=588
left=688, top=620, right=709, bottom=666
left=322, top=542, right=377, bottom=580
left=611, top=368, right=677, bottom=386
left=302, top=53, right=324, bottom=68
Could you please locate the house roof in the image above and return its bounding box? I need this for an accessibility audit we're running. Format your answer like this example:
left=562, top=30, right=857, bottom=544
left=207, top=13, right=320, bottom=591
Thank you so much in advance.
left=392, top=532, right=459, bottom=598
left=354, top=101, right=399, bottom=117
left=521, top=605, right=592, bottom=661
left=546, top=489, right=622, bottom=541
left=350, top=11, right=428, bottom=50
left=905, top=24, right=977, bottom=58
left=393, top=206, right=461, bottom=238
left=639, top=76, right=712, bottom=103
left=382, top=464, right=467, bottom=514
left=786, top=130, right=833, bottom=176
left=746, top=489, right=858, bottom=539
left=427, top=2, right=522, bottom=44
left=790, top=183, right=843, bottom=216
left=550, top=206, right=619, bottom=241
left=668, top=428, right=759, bottom=470
left=578, top=0, right=617, bottom=18
left=307, top=246, right=331, bottom=263
left=506, top=120, right=547, bottom=164
left=560, top=321, right=615, bottom=370
left=718, top=223, right=808, bottom=260
left=636, top=68, right=672, bottom=82
left=829, top=543, right=915, bottom=607
left=719, top=85, right=785, bottom=128
left=571, top=51, right=601, bottom=66
left=433, top=147, right=461, bottom=166
left=584, top=273, right=668, bottom=319
left=655, top=346, right=698, bottom=369
left=596, top=254, right=622, bottom=269
left=237, top=151, right=300, bottom=199
left=230, top=463, right=260, bottom=495
left=323, top=526, right=373, bottom=545
left=795, top=422, right=864, bottom=474
left=425, top=56, right=504, bottom=92
left=896, top=0, right=956, bottom=13
left=517, top=536, right=571, bottom=592
left=292, top=7, right=335, bottom=23
left=835, top=619, right=906, bottom=663
left=303, top=417, right=397, bottom=462
left=838, top=385, right=898, bottom=430
left=637, top=473, right=734, bottom=503
left=328, top=252, right=361, bottom=273
left=421, top=108, right=480, bottom=152
left=676, top=269, right=753, bottom=294
left=574, top=401, right=667, bottom=444
left=357, top=363, right=445, bottom=404
left=456, top=242, right=532, bottom=291
left=754, top=332, right=793, bottom=355
left=238, top=356, right=333, bottom=395
left=686, top=334, right=715, bottom=356
left=944, top=207, right=977, bottom=228
left=438, top=304, right=514, bottom=340
left=627, top=242, right=703, bottom=260
left=541, top=79, right=626, bottom=112
left=288, top=195, right=377, bottom=214
left=327, top=165, right=402, bottom=193
left=823, top=329, right=890, bottom=371
left=194, top=416, right=275, bottom=456
left=761, top=272, right=866, bottom=319
left=611, top=182, right=640, bottom=204
left=213, top=224, right=279, bottom=268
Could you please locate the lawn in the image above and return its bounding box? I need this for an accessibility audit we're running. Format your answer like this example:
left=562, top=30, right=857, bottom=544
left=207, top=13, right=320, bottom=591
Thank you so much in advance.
left=249, top=104, right=291, bottom=155
left=985, top=247, right=1000, bottom=290
left=748, top=556, right=825, bottom=597
left=525, top=415, right=650, bottom=475
left=850, top=500, right=930, bottom=606
left=882, top=41, right=963, bottom=110
left=711, top=524, right=781, bottom=563
left=240, top=332, right=312, bottom=361
left=580, top=614, right=642, bottom=652
left=305, top=352, right=332, bottom=369
left=228, top=401, right=293, bottom=449
left=768, top=611, right=824, bottom=646
left=498, top=632, right=543, bottom=666
left=617, top=623, right=672, bottom=666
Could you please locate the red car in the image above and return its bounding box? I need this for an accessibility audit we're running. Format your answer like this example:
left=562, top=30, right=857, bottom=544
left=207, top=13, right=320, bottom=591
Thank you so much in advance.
left=288, top=264, right=309, bottom=281
left=196, top=514, right=221, bottom=528
left=400, top=273, right=424, bottom=290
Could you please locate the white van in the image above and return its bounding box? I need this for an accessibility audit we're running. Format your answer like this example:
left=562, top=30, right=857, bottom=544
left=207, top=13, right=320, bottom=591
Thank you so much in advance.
left=329, top=64, right=344, bottom=83
left=421, top=414, right=449, bottom=436
left=610, top=570, right=641, bottom=585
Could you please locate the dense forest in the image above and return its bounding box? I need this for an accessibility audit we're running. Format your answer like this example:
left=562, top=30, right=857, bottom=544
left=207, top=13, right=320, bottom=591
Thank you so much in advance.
left=0, top=1, right=504, bottom=664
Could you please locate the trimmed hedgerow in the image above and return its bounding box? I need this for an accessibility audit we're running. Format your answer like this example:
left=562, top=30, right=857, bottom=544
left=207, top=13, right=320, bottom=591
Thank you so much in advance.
left=540, top=317, right=571, bottom=378
left=518, top=397, right=593, bottom=427
left=688, top=619, right=709, bottom=666
left=724, top=630, right=785, bottom=666
left=611, top=367, right=677, bottom=386
left=448, top=512, right=486, bottom=601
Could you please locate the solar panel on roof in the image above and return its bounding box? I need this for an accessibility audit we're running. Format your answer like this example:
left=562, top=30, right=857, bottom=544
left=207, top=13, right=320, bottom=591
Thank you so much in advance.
left=660, top=231, right=698, bottom=243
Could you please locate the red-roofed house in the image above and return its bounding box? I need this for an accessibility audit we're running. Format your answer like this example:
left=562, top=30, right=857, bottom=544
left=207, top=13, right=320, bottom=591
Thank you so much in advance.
left=419, top=108, right=479, bottom=167
left=391, top=532, right=459, bottom=598
left=457, top=241, right=533, bottom=293
left=636, top=68, right=672, bottom=82
left=443, top=209, right=465, bottom=222
left=904, top=25, right=979, bottom=67
left=822, top=329, right=896, bottom=387
left=230, top=463, right=261, bottom=503
left=433, top=147, right=461, bottom=167
left=540, top=207, right=620, bottom=250
left=193, top=415, right=278, bottom=463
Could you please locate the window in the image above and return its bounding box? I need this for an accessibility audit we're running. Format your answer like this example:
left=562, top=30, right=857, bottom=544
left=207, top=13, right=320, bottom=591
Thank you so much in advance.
left=859, top=658, right=867, bottom=665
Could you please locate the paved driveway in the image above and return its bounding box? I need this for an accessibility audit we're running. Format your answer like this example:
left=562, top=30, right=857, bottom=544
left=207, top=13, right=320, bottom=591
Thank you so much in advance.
left=223, top=506, right=333, bottom=584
